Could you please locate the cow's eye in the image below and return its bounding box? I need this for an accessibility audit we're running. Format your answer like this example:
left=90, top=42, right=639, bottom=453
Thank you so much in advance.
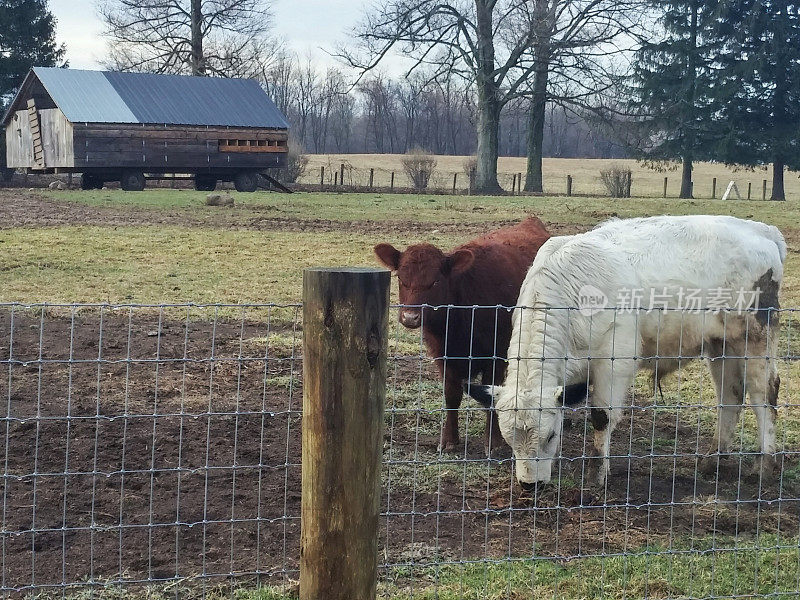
left=545, top=430, right=556, bottom=445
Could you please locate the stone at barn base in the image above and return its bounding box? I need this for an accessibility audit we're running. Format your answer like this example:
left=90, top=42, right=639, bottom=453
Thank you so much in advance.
left=206, top=193, right=235, bottom=207
left=48, top=181, right=67, bottom=190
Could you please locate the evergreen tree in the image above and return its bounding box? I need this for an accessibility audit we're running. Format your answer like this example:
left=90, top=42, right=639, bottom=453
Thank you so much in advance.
left=713, top=0, right=800, bottom=200
left=0, top=0, right=65, bottom=100
left=0, top=0, right=65, bottom=175
left=629, top=0, right=720, bottom=198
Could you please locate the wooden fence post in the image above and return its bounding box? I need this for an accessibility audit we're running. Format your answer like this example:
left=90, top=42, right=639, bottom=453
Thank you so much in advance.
left=340, top=163, right=346, bottom=187
left=301, top=267, right=389, bottom=600
left=334, top=172, right=338, bottom=186
left=762, top=179, right=767, bottom=201
left=712, top=177, right=717, bottom=199
left=511, top=174, right=517, bottom=195
left=663, top=176, right=668, bottom=198
left=469, top=168, right=476, bottom=194
left=369, top=168, right=374, bottom=189
left=320, top=166, right=325, bottom=187
left=748, top=181, right=752, bottom=200
left=517, top=173, right=522, bottom=194
left=566, top=175, right=573, bottom=197
left=390, top=172, right=395, bottom=190
left=452, top=172, right=458, bottom=194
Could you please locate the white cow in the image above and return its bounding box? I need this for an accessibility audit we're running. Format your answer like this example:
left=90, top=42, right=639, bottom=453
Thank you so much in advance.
left=468, top=215, right=785, bottom=490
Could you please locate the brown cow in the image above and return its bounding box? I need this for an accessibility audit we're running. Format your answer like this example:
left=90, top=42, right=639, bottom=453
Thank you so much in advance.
left=374, top=216, right=552, bottom=454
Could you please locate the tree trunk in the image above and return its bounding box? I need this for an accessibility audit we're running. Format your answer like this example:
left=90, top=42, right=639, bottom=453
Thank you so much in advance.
left=473, top=0, right=502, bottom=194
left=679, top=155, right=693, bottom=198
left=191, top=0, right=204, bottom=75
left=771, top=159, right=785, bottom=200
left=679, top=0, right=698, bottom=199
left=475, top=92, right=502, bottom=193
left=524, top=66, right=549, bottom=192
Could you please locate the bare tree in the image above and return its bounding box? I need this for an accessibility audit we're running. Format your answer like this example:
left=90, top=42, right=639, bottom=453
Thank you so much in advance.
left=98, top=0, right=273, bottom=77
left=340, top=0, right=559, bottom=194
left=519, top=0, right=645, bottom=191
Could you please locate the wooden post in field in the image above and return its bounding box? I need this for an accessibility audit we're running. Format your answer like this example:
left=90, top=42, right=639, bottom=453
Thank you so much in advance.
left=712, top=177, right=717, bottom=199
left=340, top=163, right=346, bottom=187
left=320, top=166, right=325, bottom=187
left=390, top=172, right=395, bottom=190
left=511, top=174, right=517, bottom=195
left=663, top=177, right=668, bottom=198
left=762, top=179, right=767, bottom=201
left=369, top=168, right=374, bottom=189
left=452, top=172, right=458, bottom=194
left=517, top=173, right=522, bottom=194
left=301, top=267, right=389, bottom=600
left=566, top=175, right=573, bottom=197
left=469, top=168, right=476, bottom=194
left=334, top=172, right=338, bottom=186
left=67, top=172, right=73, bottom=188
left=748, top=182, right=752, bottom=200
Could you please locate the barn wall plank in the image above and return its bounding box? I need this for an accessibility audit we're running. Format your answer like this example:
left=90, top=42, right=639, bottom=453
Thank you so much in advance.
left=39, top=109, right=74, bottom=168
left=5, top=111, right=34, bottom=168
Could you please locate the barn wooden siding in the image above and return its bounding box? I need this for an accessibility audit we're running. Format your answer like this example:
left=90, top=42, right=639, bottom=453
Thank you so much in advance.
left=6, top=108, right=74, bottom=169
left=72, top=124, right=289, bottom=170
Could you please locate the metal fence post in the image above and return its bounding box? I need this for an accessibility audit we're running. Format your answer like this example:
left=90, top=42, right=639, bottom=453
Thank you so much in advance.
left=301, top=267, right=389, bottom=600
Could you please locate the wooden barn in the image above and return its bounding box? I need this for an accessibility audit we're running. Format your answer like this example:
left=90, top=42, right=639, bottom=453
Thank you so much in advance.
left=2, top=67, right=290, bottom=191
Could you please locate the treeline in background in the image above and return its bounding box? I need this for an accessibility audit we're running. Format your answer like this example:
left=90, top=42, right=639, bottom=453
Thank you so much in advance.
left=1, top=0, right=799, bottom=198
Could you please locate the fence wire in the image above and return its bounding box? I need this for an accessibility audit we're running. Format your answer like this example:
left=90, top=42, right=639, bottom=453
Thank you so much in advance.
left=0, top=302, right=798, bottom=599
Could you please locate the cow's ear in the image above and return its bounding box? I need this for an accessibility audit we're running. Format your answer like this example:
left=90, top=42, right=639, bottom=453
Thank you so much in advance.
left=445, top=249, right=474, bottom=275
left=374, top=243, right=401, bottom=271
left=464, top=383, right=496, bottom=409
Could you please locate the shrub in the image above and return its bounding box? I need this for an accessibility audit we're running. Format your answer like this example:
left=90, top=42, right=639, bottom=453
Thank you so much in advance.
left=462, top=156, right=477, bottom=180
left=402, top=148, right=437, bottom=190
left=280, top=138, right=309, bottom=184
left=600, top=164, right=633, bottom=198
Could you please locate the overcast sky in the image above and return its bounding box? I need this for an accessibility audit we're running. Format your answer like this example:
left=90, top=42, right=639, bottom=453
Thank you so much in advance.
left=48, top=0, right=367, bottom=71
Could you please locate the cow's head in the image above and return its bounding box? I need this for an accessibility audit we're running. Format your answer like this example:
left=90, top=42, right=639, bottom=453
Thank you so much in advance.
left=468, top=382, right=564, bottom=489
left=374, top=242, right=474, bottom=329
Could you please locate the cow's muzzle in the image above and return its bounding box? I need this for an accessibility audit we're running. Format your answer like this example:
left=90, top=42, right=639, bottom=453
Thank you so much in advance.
left=399, top=309, right=421, bottom=329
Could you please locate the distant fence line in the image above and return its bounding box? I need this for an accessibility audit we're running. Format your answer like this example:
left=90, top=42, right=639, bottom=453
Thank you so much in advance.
left=297, top=164, right=777, bottom=200
left=0, top=167, right=779, bottom=199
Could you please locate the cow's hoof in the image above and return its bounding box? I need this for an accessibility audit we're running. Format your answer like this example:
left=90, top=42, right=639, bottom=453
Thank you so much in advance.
left=699, top=453, right=736, bottom=477
left=746, top=454, right=778, bottom=483
left=438, top=439, right=459, bottom=454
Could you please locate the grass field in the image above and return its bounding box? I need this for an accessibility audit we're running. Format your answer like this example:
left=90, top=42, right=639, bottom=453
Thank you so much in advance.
left=1, top=186, right=799, bottom=599
left=301, top=154, right=800, bottom=200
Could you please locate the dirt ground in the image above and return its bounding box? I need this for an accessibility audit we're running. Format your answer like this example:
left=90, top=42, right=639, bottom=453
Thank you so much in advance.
left=0, top=189, right=588, bottom=238
left=0, top=309, right=797, bottom=593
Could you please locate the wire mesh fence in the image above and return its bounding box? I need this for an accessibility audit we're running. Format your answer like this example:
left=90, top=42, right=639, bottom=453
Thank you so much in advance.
left=0, top=302, right=798, bottom=598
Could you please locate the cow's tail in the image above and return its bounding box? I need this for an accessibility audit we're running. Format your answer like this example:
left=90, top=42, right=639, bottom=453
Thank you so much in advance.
left=770, top=226, right=787, bottom=265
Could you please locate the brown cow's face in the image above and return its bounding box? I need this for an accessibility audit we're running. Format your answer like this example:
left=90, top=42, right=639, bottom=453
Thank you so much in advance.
left=374, top=242, right=474, bottom=329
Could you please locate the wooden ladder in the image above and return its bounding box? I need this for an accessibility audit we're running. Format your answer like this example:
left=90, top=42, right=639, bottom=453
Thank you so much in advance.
left=27, top=98, right=44, bottom=169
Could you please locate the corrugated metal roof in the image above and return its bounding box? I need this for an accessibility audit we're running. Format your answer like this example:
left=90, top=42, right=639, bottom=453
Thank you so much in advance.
left=23, top=67, right=289, bottom=129
left=34, top=68, right=139, bottom=123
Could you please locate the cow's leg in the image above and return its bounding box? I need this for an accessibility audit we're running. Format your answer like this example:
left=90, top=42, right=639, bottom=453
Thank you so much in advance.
left=700, top=357, right=745, bottom=476
left=439, top=366, right=462, bottom=453
left=743, top=342, right=779, bottom=480
left=482, top=364, right=507, bottom=457
left=586, top=358, right=634, bottom=489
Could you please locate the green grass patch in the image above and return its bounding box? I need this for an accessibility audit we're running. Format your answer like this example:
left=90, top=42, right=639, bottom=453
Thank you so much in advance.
left=35, top=536, right=800, bottom=599
left=0, top=225, right=385, bottom=305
